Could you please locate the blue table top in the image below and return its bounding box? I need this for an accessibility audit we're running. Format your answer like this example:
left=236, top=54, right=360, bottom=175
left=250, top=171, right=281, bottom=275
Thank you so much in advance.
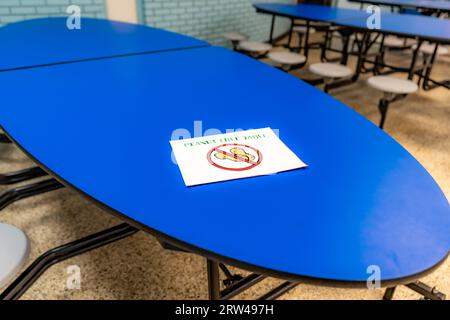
left=348, top=0, right=450, bottom=11
left=0, top=17, right=208, bottom=72
left=337, top=10, right=450, bottom=43
left=254, top=3, right=450, bottom=43
left=253, top=3, right=369, bottom=22
left=0, top=44, right=448, bottom=284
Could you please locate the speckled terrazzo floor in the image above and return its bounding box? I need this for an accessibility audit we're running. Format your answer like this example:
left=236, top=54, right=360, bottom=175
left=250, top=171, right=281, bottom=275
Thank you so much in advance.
left=0, top=35, right=449, bottom=300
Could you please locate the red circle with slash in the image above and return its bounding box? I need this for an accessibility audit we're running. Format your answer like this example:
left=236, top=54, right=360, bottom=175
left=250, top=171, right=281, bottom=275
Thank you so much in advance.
left=207, top=143, right=262, bottom=171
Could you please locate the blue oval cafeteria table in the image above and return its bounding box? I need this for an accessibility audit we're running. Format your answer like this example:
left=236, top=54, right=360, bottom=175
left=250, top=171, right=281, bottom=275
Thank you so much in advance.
left=0, top=18, right=448, bottom=300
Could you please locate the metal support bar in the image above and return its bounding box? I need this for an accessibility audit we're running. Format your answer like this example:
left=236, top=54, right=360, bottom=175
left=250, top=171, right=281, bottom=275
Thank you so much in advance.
left=0, top=178, right=63, bottom=211
left=219, top=263, right=244, bottom=287
left=0, top=223, right=138, bottom=300
left=258, top=281, right=298, bottom=300
left=157, top=239, right=188, bottom=252
left=0, top=167, right=47, bottom=185
left=383, top=287, right=396, bottom=300
left=0, top=133, right=12, bottom=144
left=207, top=259, right=221, bottom=300
left=220, top=273, right=266, bottom=300
left=406, top=281, right=446, bottom=300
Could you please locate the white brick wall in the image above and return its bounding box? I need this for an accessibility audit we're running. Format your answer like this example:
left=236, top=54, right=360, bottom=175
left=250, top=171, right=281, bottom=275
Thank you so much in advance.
left=143, top=0, right=295, bottom=46
left=0, top=0, right=106, bottom=26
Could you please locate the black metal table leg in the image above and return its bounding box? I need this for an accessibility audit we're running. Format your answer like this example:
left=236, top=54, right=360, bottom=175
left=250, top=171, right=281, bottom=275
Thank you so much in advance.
left=0, top=133, right=12, bottom=144
left=0, top=223, right=138, bottom=300
left=304, top=21, right=311, bottom=58
left=220, top=273, right=265, bottom=300
left=287, top=19, right=294, bottom=48
left=378, top=99, right=390, bottom=130
left=383, top=287, right=396, bottom=300
left=409, top=40, right=422, bottom=80
left=269, top=15, right=275, bottom=44
left=352, top=32, right=370, bottom=82
left=0, top=167, right=47, bottom=185
left=0, top=178, right=63, bottom=211
left=207, top=259, right=221, bottom=300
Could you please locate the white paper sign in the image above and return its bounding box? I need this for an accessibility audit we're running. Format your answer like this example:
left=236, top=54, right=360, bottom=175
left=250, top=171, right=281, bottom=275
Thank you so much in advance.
left=170, top=128, right=307, bottom=186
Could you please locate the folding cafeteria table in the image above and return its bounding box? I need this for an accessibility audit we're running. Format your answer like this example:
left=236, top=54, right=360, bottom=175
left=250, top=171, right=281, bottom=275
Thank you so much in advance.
left=253, top=3, right=450, bottom=89
left=348, top=0, right=450, bottom=14
left=0, top=18, right=449, bottom=300
left=254, top=3, right=370, bottom=58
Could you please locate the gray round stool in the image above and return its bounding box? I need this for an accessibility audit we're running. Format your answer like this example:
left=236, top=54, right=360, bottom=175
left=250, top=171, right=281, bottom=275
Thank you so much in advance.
left=267, top=51, right=306, bottom=71
left=308, top=63, right=353, bottom=93
left=292, top=26, right=316, bottom=51
left=238, top=41, right=272, bottom=58
left=223, top=32, right=247, bottom=50
left=367, top=76, right=418, bottom=129
left=0, top=223, right=30, bottom=288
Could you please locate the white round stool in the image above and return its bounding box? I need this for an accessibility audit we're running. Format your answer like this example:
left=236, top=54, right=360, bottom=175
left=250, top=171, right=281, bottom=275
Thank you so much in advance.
left=223, top=32, right=247, bottom=50
left=0, top=224, right=30, bottom=288
left=267, top=51, right=306, bottom=71
left=308, top=63, right=353, bottom=92
left=367, top=76, right=418, bottom=129
left=238, top=41, right=272, bottom=57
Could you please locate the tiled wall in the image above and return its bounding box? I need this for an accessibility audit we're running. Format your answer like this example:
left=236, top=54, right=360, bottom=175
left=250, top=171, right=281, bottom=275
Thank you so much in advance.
left=0, top=0, right=106, bottom=26
left=142, top=0, right=296, bottom=46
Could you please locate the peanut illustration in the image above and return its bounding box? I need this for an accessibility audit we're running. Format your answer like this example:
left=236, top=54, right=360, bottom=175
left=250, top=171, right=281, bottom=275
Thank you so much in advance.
left=214, top=147, right=255, bottom=162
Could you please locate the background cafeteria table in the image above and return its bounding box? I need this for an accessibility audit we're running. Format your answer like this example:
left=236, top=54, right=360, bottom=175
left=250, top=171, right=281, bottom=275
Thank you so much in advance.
left=254, top=3, right=450, bottom=89
left=348, top=0, right=450, bottom=13
left=0, top=18, right=448, bottom=300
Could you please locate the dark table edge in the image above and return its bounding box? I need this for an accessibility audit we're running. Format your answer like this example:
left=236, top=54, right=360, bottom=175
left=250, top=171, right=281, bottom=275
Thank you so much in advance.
left=0, top=43, right=211, bottom=74
left=347, top=0, right=450, bottom=12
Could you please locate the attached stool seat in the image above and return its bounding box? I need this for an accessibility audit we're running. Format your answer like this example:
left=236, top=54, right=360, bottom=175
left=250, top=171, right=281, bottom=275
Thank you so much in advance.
left=223, top=32, right=247, bottom=50
left=291, top=26, right=316, bottom=51
left=238, top=41, right=272, bottom=57
left=367, top=76, right=418, bottom=129
left=378, top=36, right=405, bottom=48
left=413, top=43, right=449, bottom=57
left=367, top=76, right=418, bottom=95
left=309, top=63, right=353, bottom=92
left=267, top=51, right=306, bottom=71
left=0, top=224, right=30, bottom=288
